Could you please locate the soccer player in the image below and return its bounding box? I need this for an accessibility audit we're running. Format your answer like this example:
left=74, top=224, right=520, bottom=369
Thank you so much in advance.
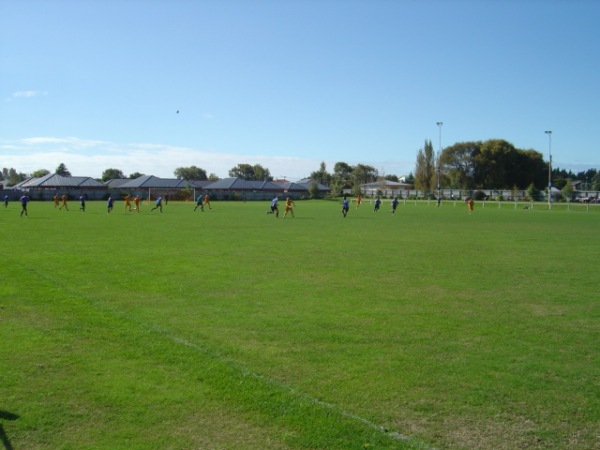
left=4, top=195, right=8, bottom=208
left=467, top=198, right=474, bottom=214
left=53, top=193, right=59, bottom=208
left=266, top=196, right=279, bottom=217
left=342, top=196, right=349, bottom=218
left=151, top=196, right=163, bottom=212
left=132, top=195, right=141, bottom=212
left=124, top=195, right=132, bottom=211
left=59, top=194, right=69, bottom=210
left=355, top=194, right=362, bottom=209
left=79, top=195, right=86, bottom=212
left=390, top=197, right=398, bottom=214
left=203, top=194, right=211, bottom=209
left=194, top=195, right=204, bottom=211
left=19, top=195, right=29, bottom=217
left=283, top=197, right=295, bottom=218
left=373, top=197, right=381, bottom=212
left=107, top=196, right=114, bottom=213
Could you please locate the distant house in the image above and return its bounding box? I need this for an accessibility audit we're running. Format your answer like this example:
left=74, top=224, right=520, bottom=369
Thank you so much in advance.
left=7, top=173, right=333, bottom=202
left=104, top=178, right=131, bottom=189
left=360, top=180, right=412, bottom=197
left=203, top=177, right=283, bottom=200
left=280, top=178, right=331, bottom=196
left=201, top=177, right=330, bottom=200
left=116, top=175, right=193, bottom=200
left=14, top=173, right=107, bottom=200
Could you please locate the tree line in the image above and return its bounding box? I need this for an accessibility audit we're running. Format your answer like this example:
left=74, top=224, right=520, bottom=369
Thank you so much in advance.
left=413, top=138, right=600, bottom=192
left=3, top=141, right=599, bottom=193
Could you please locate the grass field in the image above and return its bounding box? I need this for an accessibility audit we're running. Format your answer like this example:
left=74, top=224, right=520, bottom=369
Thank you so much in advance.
left=1, top=198, right=598, bottom=449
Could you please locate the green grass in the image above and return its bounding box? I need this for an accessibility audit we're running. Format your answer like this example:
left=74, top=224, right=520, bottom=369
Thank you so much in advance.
left=1, top=199, right=598, bottom=449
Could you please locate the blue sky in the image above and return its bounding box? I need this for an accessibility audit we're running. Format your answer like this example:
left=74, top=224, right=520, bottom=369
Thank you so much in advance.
left=2, top=0, right=599, bottom=180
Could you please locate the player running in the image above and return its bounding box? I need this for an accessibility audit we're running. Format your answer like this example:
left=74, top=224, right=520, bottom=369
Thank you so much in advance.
left=107, top=196, right=114, bottom=213
left=373, top=197, right=381, bottom=212
left=20, top=195, right=29, bottom=217
left=132, top=195, right=141, bottom=212
left=203, top=194, right=211, bottom=209
left=194, top=195, right=204, bottom=212
left=390, top=197, right=398, bottom=214
left=355, top=194, right=362, bottom=209
left=59, top=194, right=69, bottom=210
left=283, top=197, right=295, bottom=218
left=151, top=196, right=163, bottom=212
left=124, top=195, right=132, bottom=211
left=266, top=196, right=279, bottom=217
left=342, top=196, right=350, bottom=218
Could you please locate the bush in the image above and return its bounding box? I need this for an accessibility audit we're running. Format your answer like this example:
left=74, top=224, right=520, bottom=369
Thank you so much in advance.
left=473, top=190, right=487, bottom=200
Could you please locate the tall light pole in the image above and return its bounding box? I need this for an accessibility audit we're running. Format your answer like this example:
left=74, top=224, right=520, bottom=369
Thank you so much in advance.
left=436, top=122, right=443, bottom=197
left=545, top=130, right=552, bottom=209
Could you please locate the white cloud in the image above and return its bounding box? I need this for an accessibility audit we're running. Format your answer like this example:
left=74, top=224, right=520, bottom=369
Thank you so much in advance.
left=12, top=91, right=48, bottom=98
left=1, top=136, right=422, bottom=180
left=0, top=137, right=329, bottom=180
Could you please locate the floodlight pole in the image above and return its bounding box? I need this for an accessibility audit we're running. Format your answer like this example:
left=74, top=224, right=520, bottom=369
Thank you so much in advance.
left=545, top=130, right=552, bottom=209
left=436, top=122, right=443, bottom=198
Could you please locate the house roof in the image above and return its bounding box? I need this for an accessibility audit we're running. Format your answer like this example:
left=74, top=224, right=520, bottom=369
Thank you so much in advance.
left=119, top=175, right=188, bottom=189
left=18, top=173, right=105, bottom=188
left=187, top=179, right=214, bottom=189
left=105, top=178, right=131, bottom=188
left=295, top=179, right=331, bottom=191
left=204, top=177, right=283, bottom=191
left=361, top=180, right=410, bottom=189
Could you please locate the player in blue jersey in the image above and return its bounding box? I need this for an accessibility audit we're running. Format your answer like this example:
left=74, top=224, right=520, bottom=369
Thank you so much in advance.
left=194, top=196, right=204, bottom=211
left=390, top=197, right=398, bottom=214
left=107, top=196, right=114, bottom=213
left=20, top=195, right=29, bottom=217
left=151, top=196, right=163, bottom=212
left=373, top=197, right=381, bottom=212
left=342, top=196, right=349, bottom=218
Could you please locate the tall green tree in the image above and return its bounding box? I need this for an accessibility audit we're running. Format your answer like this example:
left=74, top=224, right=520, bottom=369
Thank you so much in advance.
left=252, top=164, right=272, bottom=182
left=55, top=163, right=71, bottom=176
left=590, top=172, right=600, bottom=190
left=441, top=140, right=546, bottom=190
left=414, top=140, right=435, bottom=192
left=472, top=139, right=516, bottom=188
left=352, top=164, right=378, bottom=185
left=228, top=163, right=272, bottom=181
left=309, top=161, right=331, bottom=185
left=439, top=141, right=478, bottom=189
left=174, top=166, right=207, bottom=180
left=31, top=169, right=50, bottom=178
left=561, top=179, right=574, bottom=200
left=1, top=167, right=27, bottom=186
left=102, top=168, right=126, bottom=181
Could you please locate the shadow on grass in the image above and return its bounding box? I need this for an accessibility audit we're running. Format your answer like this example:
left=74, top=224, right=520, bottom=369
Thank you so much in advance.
left=0, top=411, right=19, bottom=450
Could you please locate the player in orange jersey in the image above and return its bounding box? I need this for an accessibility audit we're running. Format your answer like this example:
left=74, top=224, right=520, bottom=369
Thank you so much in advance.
left=203, top=194, right=211, bottom=209
left=59, top=194, right=69, bottom=210
left=283, top=197, right=295, bottom=218
left=123, top=194, right=132, bottom=211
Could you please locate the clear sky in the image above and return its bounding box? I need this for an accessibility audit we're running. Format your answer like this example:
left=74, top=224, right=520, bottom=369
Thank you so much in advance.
left=2, top=0, right=599, bottom=180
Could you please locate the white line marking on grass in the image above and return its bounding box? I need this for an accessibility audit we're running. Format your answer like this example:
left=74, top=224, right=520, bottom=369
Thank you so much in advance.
left=25, top=266, right=435, bottom=449
left=168, top=335, right=436, bottom=450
